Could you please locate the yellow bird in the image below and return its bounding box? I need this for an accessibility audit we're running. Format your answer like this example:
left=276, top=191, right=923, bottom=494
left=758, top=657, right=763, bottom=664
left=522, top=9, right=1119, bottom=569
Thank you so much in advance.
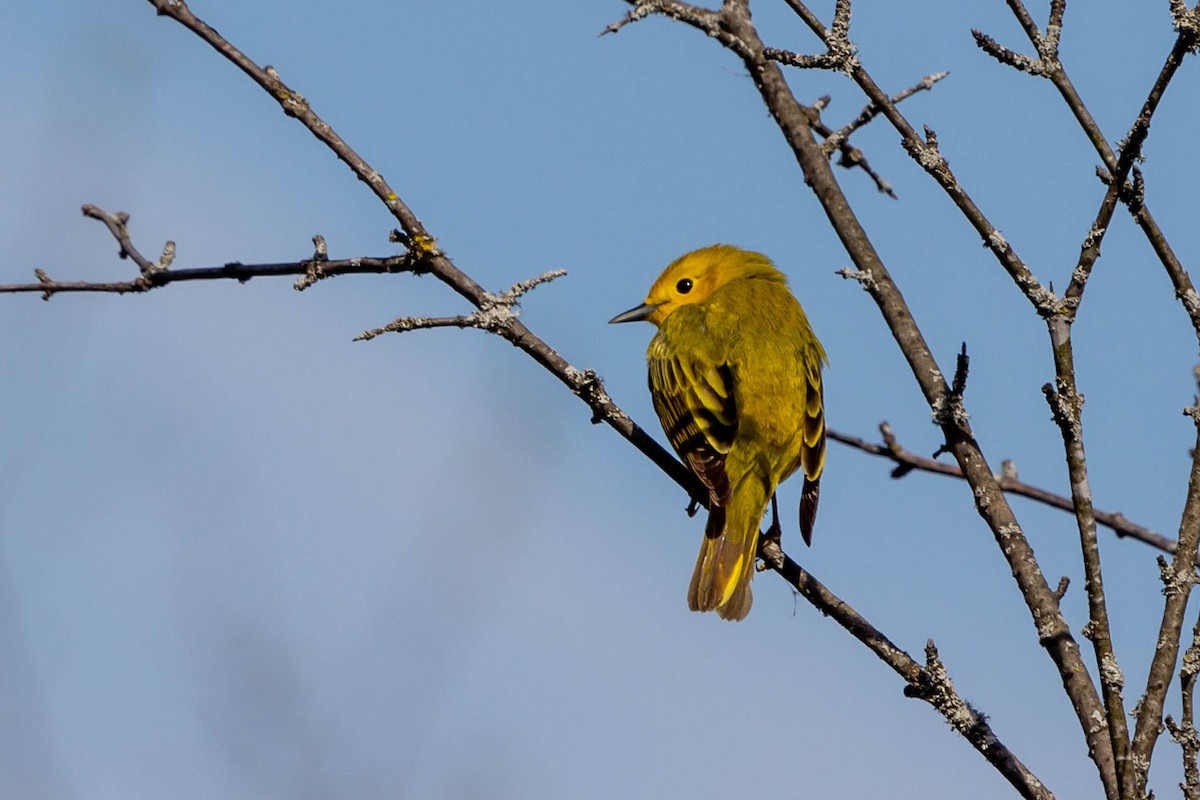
left=610, top=244, right=827, bottom=620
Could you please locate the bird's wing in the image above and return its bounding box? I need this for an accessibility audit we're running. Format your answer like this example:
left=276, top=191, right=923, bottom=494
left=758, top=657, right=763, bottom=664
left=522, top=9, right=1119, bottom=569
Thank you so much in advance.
left=799, top=349, right=826, bottom=544
left=800, top=350, right=826, bottom=480
left=648, top=346, right=736, bottom=508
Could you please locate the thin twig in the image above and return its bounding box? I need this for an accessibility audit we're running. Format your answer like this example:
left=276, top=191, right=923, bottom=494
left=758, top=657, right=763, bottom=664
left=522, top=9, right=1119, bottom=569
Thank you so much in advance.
left=599, top=0, right=726, bottom=43
left=80, top=204, right=166, bottom=275
left=827, top=71, right=949, bottom=149
left=355, top=270, right=568, bottom=341
left=807, top=71, right=949, bottom=197
left=765, top=0, right=858, bottom=74
left=3, top=208, right=425, bottom=299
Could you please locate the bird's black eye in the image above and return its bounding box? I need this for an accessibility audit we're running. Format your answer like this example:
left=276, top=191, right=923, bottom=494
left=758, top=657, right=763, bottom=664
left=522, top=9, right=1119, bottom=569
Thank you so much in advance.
left=676, top=278, right=693, bottom=294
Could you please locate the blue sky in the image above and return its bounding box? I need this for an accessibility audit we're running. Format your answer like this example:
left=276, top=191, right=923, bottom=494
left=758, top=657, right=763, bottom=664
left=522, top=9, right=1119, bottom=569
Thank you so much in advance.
left=3, top=2, right=1199, bottom=798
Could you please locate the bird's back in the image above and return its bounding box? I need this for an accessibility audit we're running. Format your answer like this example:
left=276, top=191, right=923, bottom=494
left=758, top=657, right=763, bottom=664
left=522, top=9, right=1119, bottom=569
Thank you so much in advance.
left=702, top=275, right=822, bottom=487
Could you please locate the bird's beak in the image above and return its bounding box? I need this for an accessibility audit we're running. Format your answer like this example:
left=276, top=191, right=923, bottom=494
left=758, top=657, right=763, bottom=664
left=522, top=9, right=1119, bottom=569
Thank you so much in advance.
left=609, top=302, right=657, bottom=324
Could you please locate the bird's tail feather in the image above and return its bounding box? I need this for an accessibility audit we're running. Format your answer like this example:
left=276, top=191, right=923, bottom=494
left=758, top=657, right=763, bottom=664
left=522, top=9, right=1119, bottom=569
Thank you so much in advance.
left=687, top=478, right=768, bottom=621
left=800, top=477, right=820, bottom=546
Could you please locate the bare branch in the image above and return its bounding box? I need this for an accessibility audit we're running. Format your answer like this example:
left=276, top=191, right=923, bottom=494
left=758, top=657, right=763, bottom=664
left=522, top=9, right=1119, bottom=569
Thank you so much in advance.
left=1053, top=576, right=1071, bottom=602
left=600, top=2, right=656, bottom=35
left=758, top=543, right=1054, bottom=800
left=835, top=265, right=875, bottom=289
left=1045, top=0, right=1066, bottom=55
left=1166, top=614, right=1200, bottom=800
left=993, top=0, right=1200, bottom=344
left=1129, top=413, right=1200, bottom=795
left=2, top=206, right=428, bottom=299
left=828, top=71, right=949, bottom=149
left=761, top=45, right=845, bottom=71
left=1041, top=322, right=1130, bottom=779
left=806, top=71, right=949, bottom=198
left=602, top=1, right=732, bottom=50
left=828, top=424, right=1173, bottom=552
left=293, top=234, right=333, bottom=289
left=903, top=640, right=1048, bottom=799
left=930, top=343, right=970, bottom=460
left=146, top=0, right=496, bottom=314
left=788, top=7, right=1198, bottom=789
left=971, top=29, right=1056, bottom=77
left=355, top=314, right=490, bottom=341
left=355, top=270, right=567, bottom=342
left=2, top=255, right=424, bottom=299
left=626, top=6, right=946, bottom=201
left=506, top=268, right=569, bottom=299
left=972, top=0, right=1064, bottom=77
left=768, top=0, right=859, bottom=74
left=1062, top=23, right=1199, bottom=307
left=80, top=203, right=165, bottom=276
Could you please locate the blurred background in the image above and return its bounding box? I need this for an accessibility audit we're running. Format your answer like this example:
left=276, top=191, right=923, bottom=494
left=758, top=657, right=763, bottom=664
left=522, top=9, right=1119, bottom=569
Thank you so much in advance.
left=3, top=2, right=1198, bottom=797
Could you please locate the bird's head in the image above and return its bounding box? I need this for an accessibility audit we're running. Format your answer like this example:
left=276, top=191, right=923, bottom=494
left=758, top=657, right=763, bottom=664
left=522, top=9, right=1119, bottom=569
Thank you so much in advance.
left=609, top=244, right=783, bottom=327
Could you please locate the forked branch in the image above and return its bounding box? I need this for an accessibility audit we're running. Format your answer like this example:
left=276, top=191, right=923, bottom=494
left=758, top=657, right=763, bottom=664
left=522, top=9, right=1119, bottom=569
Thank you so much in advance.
left=978, top=0, right=1200, bottom=327
left=810, top=71, right=950, bottom=197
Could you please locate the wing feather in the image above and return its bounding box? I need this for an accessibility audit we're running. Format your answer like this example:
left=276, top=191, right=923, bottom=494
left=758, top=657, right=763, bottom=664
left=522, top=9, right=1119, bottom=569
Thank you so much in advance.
left=801, top=364, right=826, bottom=478
left=799, top=346, right=826, bottom=545
left=648, top=344, right=736, bottom=509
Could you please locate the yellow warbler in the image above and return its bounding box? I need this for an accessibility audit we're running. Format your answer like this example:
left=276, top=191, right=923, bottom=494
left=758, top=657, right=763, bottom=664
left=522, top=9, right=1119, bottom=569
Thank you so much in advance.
left=610, top=244, right=827, bottom=621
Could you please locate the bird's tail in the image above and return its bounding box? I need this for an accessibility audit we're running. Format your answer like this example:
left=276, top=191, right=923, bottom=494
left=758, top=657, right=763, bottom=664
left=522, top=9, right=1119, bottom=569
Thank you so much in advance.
left=687, top=477, right=769, bottom=621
